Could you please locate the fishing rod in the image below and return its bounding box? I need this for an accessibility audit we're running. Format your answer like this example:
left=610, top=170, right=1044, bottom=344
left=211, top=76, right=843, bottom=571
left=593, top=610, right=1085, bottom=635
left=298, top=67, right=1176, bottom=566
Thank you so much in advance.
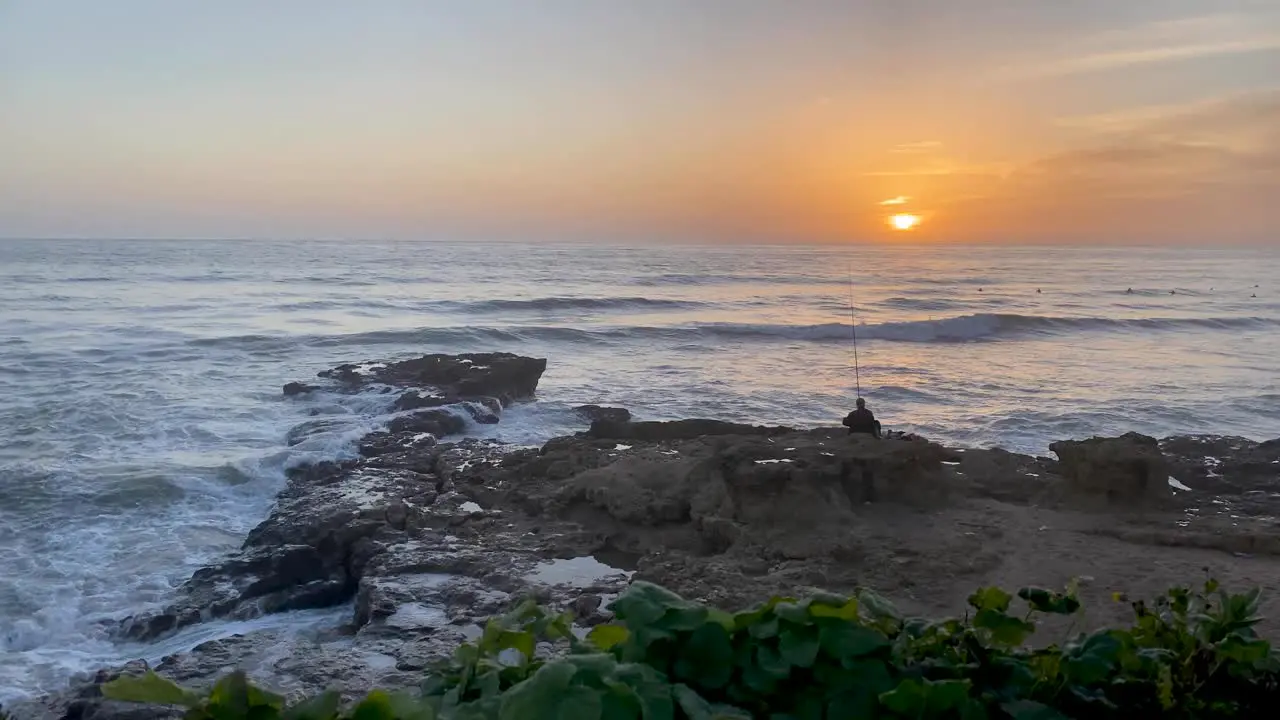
left=847, top=265, right=862, bottom=399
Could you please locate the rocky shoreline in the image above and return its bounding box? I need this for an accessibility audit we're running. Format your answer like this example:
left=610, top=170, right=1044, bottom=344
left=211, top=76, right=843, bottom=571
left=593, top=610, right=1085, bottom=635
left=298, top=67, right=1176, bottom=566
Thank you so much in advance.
left=13, top=352, right=1280, bottom=719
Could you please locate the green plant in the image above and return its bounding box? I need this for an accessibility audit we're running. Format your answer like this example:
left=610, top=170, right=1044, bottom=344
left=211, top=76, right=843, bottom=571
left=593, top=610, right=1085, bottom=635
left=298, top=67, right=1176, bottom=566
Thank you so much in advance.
left=102, top=578, right=1280, bottom=719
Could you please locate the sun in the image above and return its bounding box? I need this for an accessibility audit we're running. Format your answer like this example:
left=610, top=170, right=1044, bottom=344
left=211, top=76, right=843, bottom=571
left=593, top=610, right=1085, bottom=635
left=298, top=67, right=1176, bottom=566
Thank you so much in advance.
left=889, top=213, right=921, bottom=231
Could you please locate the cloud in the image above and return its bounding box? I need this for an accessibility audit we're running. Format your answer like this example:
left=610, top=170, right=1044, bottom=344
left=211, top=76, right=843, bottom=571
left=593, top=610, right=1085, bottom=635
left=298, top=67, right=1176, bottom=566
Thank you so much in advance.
left=878, top=196, right=910, bottom=205
left=890, top=141, right=942, bottom=154
left=997, top=13, right=1280, bottom=80
left=942, top=88, right=1280, bottom=240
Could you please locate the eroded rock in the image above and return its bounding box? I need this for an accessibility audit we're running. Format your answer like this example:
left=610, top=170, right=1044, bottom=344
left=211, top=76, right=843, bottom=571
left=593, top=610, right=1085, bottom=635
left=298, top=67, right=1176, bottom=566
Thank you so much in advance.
left=1050, top=432, right=1172, bottom=503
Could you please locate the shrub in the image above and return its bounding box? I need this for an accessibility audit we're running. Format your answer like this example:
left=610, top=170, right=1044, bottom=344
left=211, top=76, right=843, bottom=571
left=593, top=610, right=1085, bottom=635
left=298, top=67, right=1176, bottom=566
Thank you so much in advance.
left=102, top=578, right=1279, bottom=718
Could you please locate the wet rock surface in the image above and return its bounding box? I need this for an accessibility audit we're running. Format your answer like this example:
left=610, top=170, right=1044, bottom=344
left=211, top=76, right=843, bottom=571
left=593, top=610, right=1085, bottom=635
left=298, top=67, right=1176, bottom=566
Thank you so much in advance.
left=314, top=353, right=546, bottom=407
left=572, top=405, right=631, bottom=424
left=17, top=355, right=1280, bottom=718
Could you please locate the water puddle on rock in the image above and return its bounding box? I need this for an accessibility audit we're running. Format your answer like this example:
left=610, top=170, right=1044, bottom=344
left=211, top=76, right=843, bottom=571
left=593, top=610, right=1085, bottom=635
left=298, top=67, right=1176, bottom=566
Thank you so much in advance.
left=526, top=556, right=635, bottom=587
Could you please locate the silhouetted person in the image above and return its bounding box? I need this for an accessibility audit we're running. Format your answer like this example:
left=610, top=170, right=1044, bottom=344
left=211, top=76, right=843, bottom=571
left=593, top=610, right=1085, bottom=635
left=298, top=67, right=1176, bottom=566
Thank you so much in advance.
left=1126, top=288, right=1133, bottom=294
left=1036, top=288, right=1041, bottom=294
left=843, top=398, right=880, bottom=438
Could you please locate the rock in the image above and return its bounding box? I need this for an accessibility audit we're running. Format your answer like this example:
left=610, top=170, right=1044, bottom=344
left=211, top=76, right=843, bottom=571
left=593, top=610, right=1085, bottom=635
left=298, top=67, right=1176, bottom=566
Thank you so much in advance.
left=585, top=419, right=794, bottom=442
left=459, top=402, right=500, bottom=425
left=121, top=544, right=337, bottom=641
left=571, top=593, right=602, bottom=617
left=388, top=409, right=469, bottom=437
left=574, top=405, right=631, bottom=424
left=1160, top=434, right=1280, bottom=495
left=358, top=431, right=437, bottom=458
left=316, top=353, right=546, bottom=406
left=392, top=391, right=451, bottom=412
left=1050, top=432, right=1172, bottom=503
left=56, top=351, right=1280, bottom=720
left=286, top=418, right=353, bottom=447
left=120, top=465, right=437, bottom=641
left=283, top=382, right=318, bottom=397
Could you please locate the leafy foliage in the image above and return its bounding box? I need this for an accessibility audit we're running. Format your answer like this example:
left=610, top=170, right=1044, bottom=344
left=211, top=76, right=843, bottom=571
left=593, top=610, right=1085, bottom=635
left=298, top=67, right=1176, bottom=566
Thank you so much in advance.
left=102, top=578, right=1280, bottom=718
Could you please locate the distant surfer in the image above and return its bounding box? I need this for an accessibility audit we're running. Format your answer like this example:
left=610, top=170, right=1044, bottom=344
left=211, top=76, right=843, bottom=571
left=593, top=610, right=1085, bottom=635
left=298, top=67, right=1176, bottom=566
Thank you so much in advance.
left=1126, top=288, right=1133, bottom=294
left=1036, top=288, right=1042, bottom=294
left=843, top=398, right=881, bottom=439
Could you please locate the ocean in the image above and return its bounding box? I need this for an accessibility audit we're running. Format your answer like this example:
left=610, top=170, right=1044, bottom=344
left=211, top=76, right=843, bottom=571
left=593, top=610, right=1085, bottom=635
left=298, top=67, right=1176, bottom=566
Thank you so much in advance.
left=1, top=238, right=1278, bottom=701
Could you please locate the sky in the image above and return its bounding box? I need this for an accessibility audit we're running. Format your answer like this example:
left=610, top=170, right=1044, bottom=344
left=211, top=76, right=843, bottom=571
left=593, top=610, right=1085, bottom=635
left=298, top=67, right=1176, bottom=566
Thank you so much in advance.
left=2, top=1, right=1278, bottom=244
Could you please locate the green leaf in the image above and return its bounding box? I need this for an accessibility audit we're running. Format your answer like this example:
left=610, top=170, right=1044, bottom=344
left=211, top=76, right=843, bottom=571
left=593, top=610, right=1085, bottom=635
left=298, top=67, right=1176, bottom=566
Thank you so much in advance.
left=731, top=605, right=770, bottom=631
left=809, top=598, right=859, bottom=621
left=879, top=678, right=972, bottom=717
left=878, top=678, right=926, bottom=716
left=1064, top=630, right=1122, bottom=686
left=598, top=679, right=643, bottom=720
left=282, top=691, right=342, bottom=720
left=844, top=658, right=894, bottom=693
left=672, top=685, right=712, bottom=720
left=973, top=609, right=1035, bottom=647
left=968, top=587, right=1013, bottom=613
left=817, top=623, right=889, bottom=659
left=1219, top=635, right=1272, bottom=664
left=101, top=671, right=200, bottom=708
left=351, top=690, right=395, bottom=720
left=772, top=601, right=813, bottom=625
left=610, top=582, right=693, bottom=626
left=588, top=624, right=631, bottom=652
left=1018, top=587, right=1081, bottom=615
left=824, top=662, right=892, bottom=719
left=747, top=616, right=780, bottom=640
left=657, top=606, right=711, bottom=632
left=495, top=629, right=536, bottom=664
left=1000, top=700, right=1069, bottom=720
left=706, top=608, right=736, bottom=631
left=755, top=643, right=792, bottom=679
left=778, top=627, right=820, bottom=668
left=208, top=672, right=253, bottom=713
left=856, top=589, right=901, bottom=622
left=673, top=623, right=735, bottom=689
left=499, top=662, right=604, bottom=720
left=565, top=653, right=623, bottom=680
left=741, top=662, right=779, bottom=695
left=387, top=692, right=436, bottom=720
left=613, top=663, right=676, bottom=720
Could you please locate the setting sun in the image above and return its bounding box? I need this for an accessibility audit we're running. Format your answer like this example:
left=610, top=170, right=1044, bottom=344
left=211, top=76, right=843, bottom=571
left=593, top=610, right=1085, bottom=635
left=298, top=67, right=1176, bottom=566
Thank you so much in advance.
left=889, top=213, right=921, bottom=231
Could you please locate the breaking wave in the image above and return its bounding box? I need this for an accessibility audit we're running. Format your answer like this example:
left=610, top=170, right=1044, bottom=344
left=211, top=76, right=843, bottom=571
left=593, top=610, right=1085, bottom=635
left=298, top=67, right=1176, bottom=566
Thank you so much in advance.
left=186, top=313, right=1280, bottom=353
left=690, top=314, right=1280, bottom=343
left=435, top=297, right=705, bottom=313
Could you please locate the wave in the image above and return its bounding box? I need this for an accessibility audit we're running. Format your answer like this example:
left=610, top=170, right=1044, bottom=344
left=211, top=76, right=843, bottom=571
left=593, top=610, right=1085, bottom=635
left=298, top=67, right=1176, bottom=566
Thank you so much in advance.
left=271, top=296, right=706, bottom=315
left=435, top=296, right=704, bottom=313
left=692, top=314, right=1280, bottom=343
left=877, top=297, right=967, bottom=312
left=635, top=272, right=845, bottom=287
left=187, top=313, right=1280, bottom=353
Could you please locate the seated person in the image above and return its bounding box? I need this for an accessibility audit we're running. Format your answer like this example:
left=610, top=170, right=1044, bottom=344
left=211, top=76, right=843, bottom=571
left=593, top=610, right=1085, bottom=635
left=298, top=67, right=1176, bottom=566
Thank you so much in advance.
left=842, top=398, right=880, bottom=438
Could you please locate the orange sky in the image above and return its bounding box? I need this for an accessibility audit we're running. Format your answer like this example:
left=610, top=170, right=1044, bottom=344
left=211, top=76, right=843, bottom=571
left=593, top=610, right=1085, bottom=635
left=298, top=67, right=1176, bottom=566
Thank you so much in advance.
left=2, top=2, right=1278, bottom=244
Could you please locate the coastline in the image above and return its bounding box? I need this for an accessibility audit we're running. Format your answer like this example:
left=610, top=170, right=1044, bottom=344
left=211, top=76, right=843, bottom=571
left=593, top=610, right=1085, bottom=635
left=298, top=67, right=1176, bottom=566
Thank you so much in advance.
left=11, top=352, right=1280, bottom=719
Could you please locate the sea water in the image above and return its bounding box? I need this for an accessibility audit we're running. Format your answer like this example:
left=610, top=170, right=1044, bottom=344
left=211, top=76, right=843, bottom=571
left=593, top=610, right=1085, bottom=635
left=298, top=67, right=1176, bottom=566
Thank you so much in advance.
left=1, top=239, right=1277, bottom=700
